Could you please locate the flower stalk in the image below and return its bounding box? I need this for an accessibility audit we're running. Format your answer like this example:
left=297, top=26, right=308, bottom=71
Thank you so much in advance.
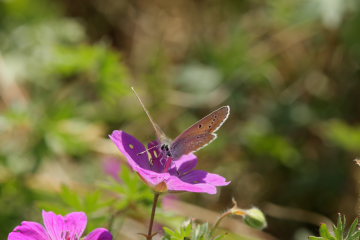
left=146, top=193, right=160, bottom=240
left=211, top=198, right=267, bottom=236
left=211, top=208, right=246, bottom=236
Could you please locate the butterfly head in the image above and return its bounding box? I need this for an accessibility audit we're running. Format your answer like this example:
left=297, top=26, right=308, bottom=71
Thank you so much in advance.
left=160, top=144, right=172, bottom=157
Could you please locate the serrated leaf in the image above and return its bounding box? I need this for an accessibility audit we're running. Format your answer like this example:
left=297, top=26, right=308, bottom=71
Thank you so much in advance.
left=59, top=185, right=82, bottom=209
left=183, top=221, right=193, bottom=237
left=348, top=231, right=360, bottom=240
left=334, top=215, right=345, bottom=240
left=83, top=191, right=101, bottom=213
left=163, top=227, right=176, bottom=236
left=312, top=215, right=360, bottom=240
left=199, top=223, right=209, bottom=236
left=319, top=223, right=336, bottom=240
left=346, top=218, right=359, bottom=239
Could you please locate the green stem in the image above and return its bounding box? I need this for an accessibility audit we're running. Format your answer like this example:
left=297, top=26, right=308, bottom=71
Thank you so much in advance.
left=211, top=211, right=232, bottom=237
left=146, top=193, right=160, bottom=240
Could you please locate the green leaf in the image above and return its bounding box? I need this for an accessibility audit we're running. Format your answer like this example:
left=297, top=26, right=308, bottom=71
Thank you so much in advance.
left=334, top=214, right=345, bottom=240
left=319, top=223, right=335, bottom=240
left=213, top=234, right=226, bottom=240
left=348, top=231, right=360, bottom=240
left=83, top=190, right=101, bottom=213
left=310, top=215, right=360, bottom=240
left=163, top=219, right=216, bottom=240
left=59, top=185, right=82, bottom=209
left=346, top=218, right=358, bottom=238
left=163, top=227, right=176, bottom=236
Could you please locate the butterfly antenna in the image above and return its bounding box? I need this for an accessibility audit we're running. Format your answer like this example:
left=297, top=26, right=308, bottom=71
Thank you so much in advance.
left=137, top=144, right=160, bottom=155
left=131, top=87, right=167, bottom=140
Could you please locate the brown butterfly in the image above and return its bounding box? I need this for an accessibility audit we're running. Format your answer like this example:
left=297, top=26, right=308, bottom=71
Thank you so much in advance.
left=132, top=87, right=230, bottom=160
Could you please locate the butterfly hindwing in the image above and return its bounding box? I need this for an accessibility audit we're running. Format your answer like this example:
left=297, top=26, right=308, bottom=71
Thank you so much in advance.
left=170, top=133, right=216, bottom=159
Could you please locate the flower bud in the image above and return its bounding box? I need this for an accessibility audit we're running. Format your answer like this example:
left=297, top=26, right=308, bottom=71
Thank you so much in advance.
left=243, top=207, right=267, bottom=230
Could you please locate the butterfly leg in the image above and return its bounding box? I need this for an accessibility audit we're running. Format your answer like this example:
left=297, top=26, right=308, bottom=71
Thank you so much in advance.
left=158, top=152, right=165, bottom=164
left=158, top=152, right=169, bottom=168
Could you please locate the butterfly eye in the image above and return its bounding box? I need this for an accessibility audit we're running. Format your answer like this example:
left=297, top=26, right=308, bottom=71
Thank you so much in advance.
left=160, top=145, right=164, bottom=150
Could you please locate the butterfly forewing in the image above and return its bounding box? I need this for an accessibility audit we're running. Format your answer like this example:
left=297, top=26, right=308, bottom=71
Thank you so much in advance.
left=173, top=106, right=230, bottom=140
left=170, top=105, right=230, bottom=159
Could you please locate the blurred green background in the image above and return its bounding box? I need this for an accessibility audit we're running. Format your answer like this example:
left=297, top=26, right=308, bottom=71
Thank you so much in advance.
left=0, top=0, right=360, bottom=239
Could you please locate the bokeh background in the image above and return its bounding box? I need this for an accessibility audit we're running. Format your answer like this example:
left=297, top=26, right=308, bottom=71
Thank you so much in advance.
left=0, top=0, right=360, bottom=239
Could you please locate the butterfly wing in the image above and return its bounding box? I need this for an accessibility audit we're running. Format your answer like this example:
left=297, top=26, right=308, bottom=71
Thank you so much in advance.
left=170, top=105, right=230, bottom=159
left=170, top=134, right=216, bottom=159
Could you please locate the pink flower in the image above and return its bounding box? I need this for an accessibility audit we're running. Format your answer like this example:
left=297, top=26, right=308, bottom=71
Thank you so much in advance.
left=8, top=210, right=112, bottom=240
left=109, top=130, right=230, bottom=194
left=103, top=157, right=122, bottom=182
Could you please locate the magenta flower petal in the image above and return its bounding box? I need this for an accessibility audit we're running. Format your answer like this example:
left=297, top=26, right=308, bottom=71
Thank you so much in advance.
left=109, top=130, right=151, bottom=170
left=8, top=232, right=38, bottom=240
left=173, top=154, right=198, bottom=174
left=180, top=170, right=230, bottom=186
left=8, top=211, right=113, bottom=240
left=64, top=212, right=87, bottom=239
left=166, top=176, right=217, bottom=194
left=8, top=221, right=48, bottom=240
left=136, top=167, right=171, bottom=186
left=42, top=210, right=65, bottom=240
left=109, top=130, right=230, bottom=194
left=84, top=228, right=113, bottom=240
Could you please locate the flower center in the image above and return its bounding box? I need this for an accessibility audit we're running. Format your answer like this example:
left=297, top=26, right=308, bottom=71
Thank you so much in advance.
left=61, top=231, right=80, bottom=240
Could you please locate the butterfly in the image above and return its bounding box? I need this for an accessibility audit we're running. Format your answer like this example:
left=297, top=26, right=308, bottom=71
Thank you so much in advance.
left=132, top=87, right=230, bottom=160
